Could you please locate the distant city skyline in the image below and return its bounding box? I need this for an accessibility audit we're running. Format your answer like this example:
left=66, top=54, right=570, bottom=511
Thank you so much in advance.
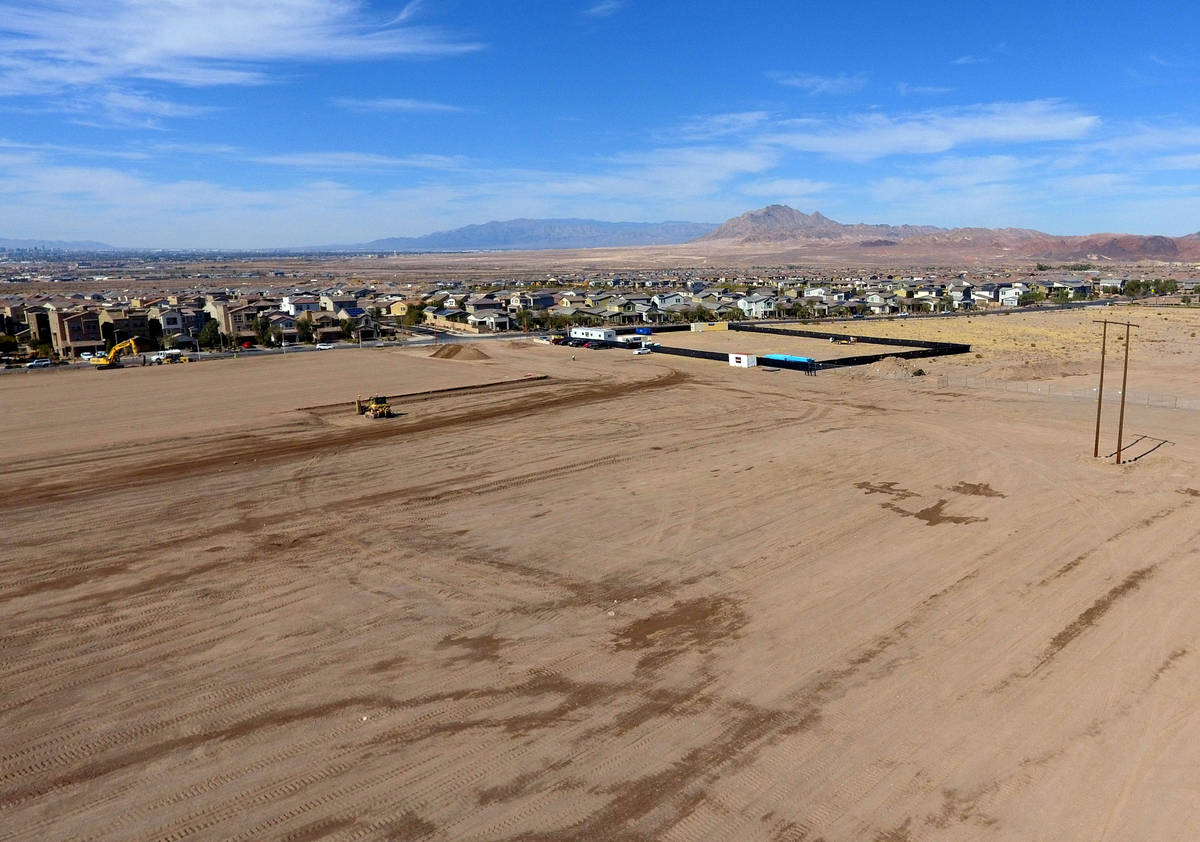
left=2, top=0, right=1200, bottom=248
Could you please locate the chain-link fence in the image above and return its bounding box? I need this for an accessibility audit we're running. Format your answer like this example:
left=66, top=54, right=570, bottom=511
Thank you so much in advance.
left=929, top=373, right=1200, bottom=410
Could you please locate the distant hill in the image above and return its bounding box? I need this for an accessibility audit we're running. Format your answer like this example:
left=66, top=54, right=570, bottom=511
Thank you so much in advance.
left=696, top=205, right=1200, bottom=261
left=697, top=205, right=942, bottom=243
left=321, top=218, right=720, bottom=252
left=0, top=237, right=116, bottom=251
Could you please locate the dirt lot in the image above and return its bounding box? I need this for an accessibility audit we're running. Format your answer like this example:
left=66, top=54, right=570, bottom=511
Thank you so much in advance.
left=638, top=328, right=908, bottom=362
left=3, top=309, right=1200, bottom=840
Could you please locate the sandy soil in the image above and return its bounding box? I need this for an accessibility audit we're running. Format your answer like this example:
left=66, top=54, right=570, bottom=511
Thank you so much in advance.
left=637, top=328, right=912, bottom=362
left=3, top=308, right=1200, bottom=841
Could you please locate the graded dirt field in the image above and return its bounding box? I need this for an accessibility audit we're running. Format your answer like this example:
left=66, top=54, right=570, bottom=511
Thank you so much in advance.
left=3, top=308, right=1200, bottom=841
left=638, top=328, right=912, bottom=363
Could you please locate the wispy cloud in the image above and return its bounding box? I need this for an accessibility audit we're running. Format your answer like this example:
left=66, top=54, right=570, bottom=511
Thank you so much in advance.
left=770, top=71, right=867, bottom=95
left=739, top=178, right=831, bottom=198
left=332, top=97, right=465, bottom=114
left=952, top=55, right=987, bottom=65
left=765, top=100, right=1099, bottom=161
left=678, top=111, right=771, bottom=140
left=1146, top=152, right=1200, bottom=171
left=584, top=1, right=625, bottom=17
left=252, top=151, right=468, bottom=170
left=897, top=82, right=955, bottom=96
left=0, top=0, right=483, bottom=94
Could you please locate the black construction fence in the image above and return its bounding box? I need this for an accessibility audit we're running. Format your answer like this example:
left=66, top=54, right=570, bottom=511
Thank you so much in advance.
left=729, top=323, right=969, bottom=370
left=601, top=322, right=969, bottom=373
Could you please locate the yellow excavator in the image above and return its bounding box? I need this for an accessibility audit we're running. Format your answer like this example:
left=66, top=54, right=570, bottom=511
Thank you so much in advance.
left=90, top=337, right=147, bottom=369
left=354, top=394, right=394, bottom=419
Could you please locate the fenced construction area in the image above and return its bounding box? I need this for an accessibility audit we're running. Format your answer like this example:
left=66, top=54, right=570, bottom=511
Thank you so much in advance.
left=3, top=306, right=1200, bottom=840
left=642, top=321, right=970, bottom=371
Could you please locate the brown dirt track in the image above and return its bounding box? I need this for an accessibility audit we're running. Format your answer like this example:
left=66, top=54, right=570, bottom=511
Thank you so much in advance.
left=3, top=310, right=1200, bottom=841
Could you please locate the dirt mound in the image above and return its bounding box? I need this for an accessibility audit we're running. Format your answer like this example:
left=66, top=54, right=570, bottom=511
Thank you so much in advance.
left=430, top=343, right=491, bottom=360
left=843, top=356, right=923, bottom=380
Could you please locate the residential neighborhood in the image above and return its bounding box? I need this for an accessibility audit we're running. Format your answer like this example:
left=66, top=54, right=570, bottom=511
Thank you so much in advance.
left=2, top=254, right=1196, bottom=363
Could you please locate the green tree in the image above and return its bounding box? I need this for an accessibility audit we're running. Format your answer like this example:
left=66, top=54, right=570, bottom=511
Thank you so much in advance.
left=1155, top=280, right=1179, bottom=295
left=296, top=313, right=314, bottom=344
left=513, top=308, right=537, bottom=331
left=198, top=319, right=222, bottom=349
left=0, top=334, right=17, bottom=353
left=340, top=317, right=356, bottom=339
left=402, top=304, right=426, bottom=326
left=253, top=316, right=273, bottom=346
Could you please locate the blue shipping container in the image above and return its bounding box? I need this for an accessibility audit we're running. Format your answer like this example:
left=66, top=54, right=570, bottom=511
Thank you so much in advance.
left=635, top=327, right=653, bottom=335
left=762, top=354, right=814, bottom=364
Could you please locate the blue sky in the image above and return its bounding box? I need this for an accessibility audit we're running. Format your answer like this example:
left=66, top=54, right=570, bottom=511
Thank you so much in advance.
left=2, top=0, right=1200, bottom=247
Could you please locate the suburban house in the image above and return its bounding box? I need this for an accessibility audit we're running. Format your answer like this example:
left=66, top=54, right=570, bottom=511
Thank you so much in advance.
left=467, top=311, right=513, bottom=331
left=48, top=308, right=104, bottom=358
left=737, top=294, right=778, bottom=319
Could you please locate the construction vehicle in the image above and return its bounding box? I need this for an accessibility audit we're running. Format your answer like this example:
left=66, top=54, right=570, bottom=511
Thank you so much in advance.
left=355, top=394, right=393, bottom=419
left=90, top=337, right=147, bottom=369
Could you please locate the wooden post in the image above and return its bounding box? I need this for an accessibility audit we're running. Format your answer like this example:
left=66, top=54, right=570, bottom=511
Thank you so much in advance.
left=1094, top=319, right=1137, bottom=463
left=1093, top=320, right=1108, bottom=458
left=1116, top=322, right=1132, bottom=464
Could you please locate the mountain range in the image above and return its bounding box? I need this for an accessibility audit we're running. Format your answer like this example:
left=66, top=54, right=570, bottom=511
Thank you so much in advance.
left=322, top=218, right=719, bottom=252
left=7, top=207, right=1200, bottom=260
left=331, top=205, right=1200, bottom=260
left=0, top=237, right=117, bottom=251
left=696, top=205, right=1200, bottom=262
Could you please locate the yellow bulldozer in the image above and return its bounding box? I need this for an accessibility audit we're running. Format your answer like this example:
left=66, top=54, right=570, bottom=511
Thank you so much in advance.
left=90, top=337, right=147, bottom=369
left=355, top=394, right=393, bottom=419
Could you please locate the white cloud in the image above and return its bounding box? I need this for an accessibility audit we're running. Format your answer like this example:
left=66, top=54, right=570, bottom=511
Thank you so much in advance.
left=771, top=71, right=868, bottom=95
left=897, top=82, right=955, bottom=96
left=584, top=1, right=625, bottom=17
left=332, top=97, right=465, bottom=114
left=678, top=111, right=771, bottom=140
left=1149, top=153, right=1200, bottom=171
left=0, top=0, right=482, bottom=94
left=952, top=55, right=987, bottom=65
left=739, top=178, right=831, bottom=197
left=252, top=151, right=467, bottom=170
left=766, top=100, right=1099, bottom=161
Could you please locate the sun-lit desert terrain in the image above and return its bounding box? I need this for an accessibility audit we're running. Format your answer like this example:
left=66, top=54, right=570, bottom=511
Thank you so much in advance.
left=3, top=307, right=1199, bottom=841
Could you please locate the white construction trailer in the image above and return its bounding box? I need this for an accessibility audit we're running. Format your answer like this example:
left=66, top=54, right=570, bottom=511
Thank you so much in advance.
left=568, top=327, right=617, bottom=342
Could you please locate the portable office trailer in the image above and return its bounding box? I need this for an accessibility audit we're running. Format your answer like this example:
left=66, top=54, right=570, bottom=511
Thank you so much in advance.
left=568, top=327, right=617, bottom=342
left=729, top=353, right=757, bottom=368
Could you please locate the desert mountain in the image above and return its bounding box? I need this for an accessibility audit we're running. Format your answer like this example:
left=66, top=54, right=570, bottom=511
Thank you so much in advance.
left=697, top=205, right=941, bottom=243
left=322, top=218, right=719, bottom=252
left=0, top=237, right=116, bottom=251
left=696, top=205, right=1200, bottom=261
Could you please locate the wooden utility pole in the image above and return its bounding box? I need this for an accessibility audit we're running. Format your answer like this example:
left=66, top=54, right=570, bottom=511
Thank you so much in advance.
left=1093, top=319, right=1138, bottom=463
left=1093, top=320, right=1108, bottom=458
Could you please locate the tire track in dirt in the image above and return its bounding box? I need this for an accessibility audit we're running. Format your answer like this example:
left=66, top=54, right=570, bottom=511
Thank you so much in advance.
left=0, top=581, right=318, bottom=715
left=0, top=645, right=353, bottom=795
left=9, top=369, right=691, bottom=508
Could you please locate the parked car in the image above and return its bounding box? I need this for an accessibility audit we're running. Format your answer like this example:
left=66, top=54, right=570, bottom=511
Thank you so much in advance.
left=315, top=343, right=334, bottom=350
left=633, top=347, right=652, bottom=355
left=25, top=358, right=51, bottom=368
left=80, top=352, right=95, bottom=361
